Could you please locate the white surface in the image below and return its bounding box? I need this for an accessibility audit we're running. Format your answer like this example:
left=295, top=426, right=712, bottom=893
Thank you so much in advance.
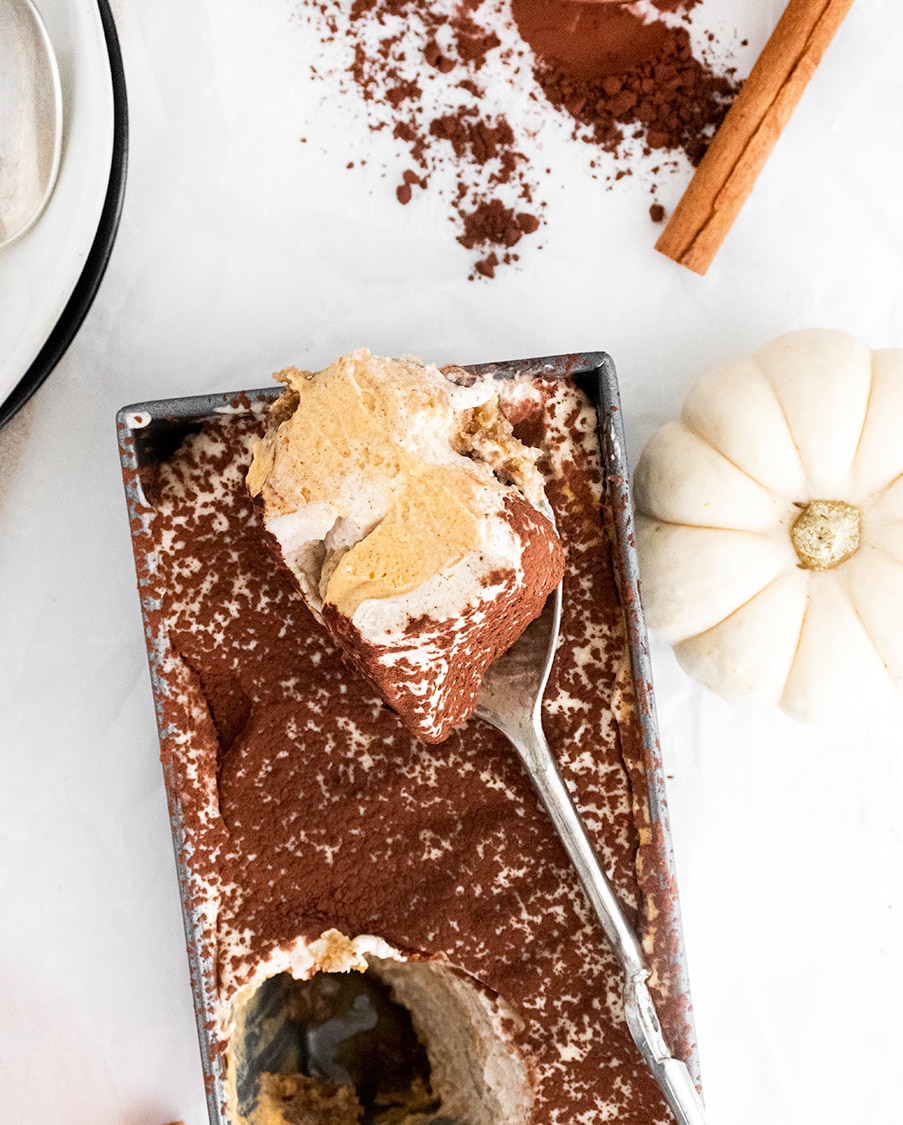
left=1, top=1, right=902, bottom=1123
left=0, top=0, right=114, bottom=403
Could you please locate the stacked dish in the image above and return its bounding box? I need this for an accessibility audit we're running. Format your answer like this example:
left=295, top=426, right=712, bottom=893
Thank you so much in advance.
left=0, top=0, right=127, bottom=429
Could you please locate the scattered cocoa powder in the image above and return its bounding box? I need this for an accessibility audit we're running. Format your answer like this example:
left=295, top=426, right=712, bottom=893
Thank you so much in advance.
left=296, top=0, right=741, bottom=276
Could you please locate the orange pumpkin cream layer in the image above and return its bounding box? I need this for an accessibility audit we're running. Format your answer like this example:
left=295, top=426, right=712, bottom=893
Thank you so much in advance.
left=138, top=370, right=691, bottom=1124
left=246, top=351, right=564, bottom=743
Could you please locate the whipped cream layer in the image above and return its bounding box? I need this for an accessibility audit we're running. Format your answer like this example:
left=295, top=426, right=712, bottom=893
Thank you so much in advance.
left=247, top=350, right=564, bottom=742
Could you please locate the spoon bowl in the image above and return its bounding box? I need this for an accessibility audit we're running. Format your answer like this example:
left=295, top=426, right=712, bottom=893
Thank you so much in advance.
left=0, top=0, right=63, bottom=248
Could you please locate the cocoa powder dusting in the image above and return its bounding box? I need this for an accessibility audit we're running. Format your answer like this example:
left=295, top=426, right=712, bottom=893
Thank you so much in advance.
left=138, top=377, right=695, bottom=1122
left=296, top=0, right=740, bottom=276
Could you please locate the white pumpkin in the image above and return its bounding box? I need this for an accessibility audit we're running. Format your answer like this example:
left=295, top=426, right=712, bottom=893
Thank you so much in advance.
left=634, top=329, right=903, bottom=723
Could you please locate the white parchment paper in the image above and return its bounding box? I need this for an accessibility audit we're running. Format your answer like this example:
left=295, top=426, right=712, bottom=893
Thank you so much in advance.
left=1, top=1, right=902, bottom=1122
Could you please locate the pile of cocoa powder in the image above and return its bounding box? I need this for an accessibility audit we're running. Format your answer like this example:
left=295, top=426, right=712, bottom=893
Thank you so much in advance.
left=299, top=0, right=741, bottom=277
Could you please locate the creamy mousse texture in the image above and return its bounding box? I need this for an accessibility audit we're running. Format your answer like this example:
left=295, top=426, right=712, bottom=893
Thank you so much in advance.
left=129, top=370, right=693, bottom=1125
left=246, top=350, right=565, bottom=743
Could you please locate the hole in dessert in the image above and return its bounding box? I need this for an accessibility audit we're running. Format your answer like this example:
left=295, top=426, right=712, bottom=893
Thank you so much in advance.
left=231, top=969, right=435, bottom=1124
left=227, top=956, right=532, bottom=1125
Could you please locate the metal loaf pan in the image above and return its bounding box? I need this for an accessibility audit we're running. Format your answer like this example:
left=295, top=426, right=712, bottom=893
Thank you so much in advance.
left=117, top=352, right=700, bottom=1123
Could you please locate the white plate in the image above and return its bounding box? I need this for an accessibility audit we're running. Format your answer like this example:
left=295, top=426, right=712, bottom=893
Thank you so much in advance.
left=0, top=0, right=115, bottom=409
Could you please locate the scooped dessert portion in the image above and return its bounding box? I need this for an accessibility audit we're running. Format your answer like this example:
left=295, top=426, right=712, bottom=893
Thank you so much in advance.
left=246, top=349, right=565, bottom=743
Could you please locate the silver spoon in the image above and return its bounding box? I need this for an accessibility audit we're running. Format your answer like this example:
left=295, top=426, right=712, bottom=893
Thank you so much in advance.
left=0, top=0, right=63, bottom=248
left=476, top=532, right=709, bottom=1125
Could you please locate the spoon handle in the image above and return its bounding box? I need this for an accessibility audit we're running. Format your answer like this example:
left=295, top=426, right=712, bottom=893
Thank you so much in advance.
left=513, top=721, right=647, bottom=973
left=511, top=722, right=709, bottom=1125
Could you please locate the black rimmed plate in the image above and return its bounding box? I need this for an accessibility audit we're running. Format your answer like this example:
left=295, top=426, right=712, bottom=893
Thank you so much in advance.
left=0, top=0, right=127, bottom=430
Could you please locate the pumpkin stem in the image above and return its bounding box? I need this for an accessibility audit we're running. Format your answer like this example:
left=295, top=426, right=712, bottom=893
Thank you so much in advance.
left=791, top=500, right=861, bottom=570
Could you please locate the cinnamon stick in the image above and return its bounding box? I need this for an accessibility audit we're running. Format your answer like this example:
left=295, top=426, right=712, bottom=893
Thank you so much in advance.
left=655, top=0, right=857, bottom=275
